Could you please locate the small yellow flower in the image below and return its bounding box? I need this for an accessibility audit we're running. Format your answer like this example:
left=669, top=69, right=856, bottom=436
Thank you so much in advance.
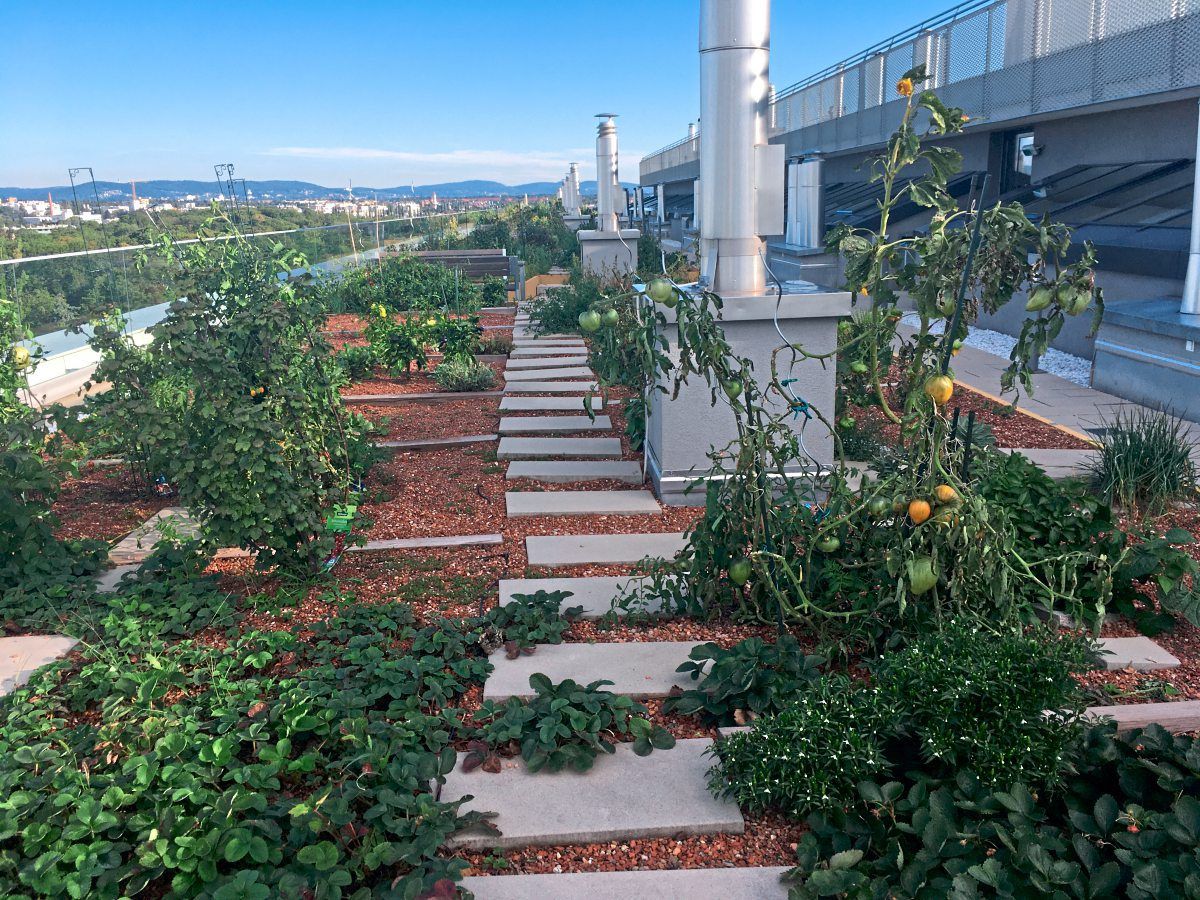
left=896, top=77, right=914, bottom=98
left=859, top=286, right=869, bottom=297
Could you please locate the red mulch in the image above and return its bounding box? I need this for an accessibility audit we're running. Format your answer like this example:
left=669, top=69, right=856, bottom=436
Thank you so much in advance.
left=359, top=398, right=500, bottom=440
left=323, top=310, right=513, bottom=335
left=340, top=361, right=505, bottom=396
left=52, top=464, right=172, bottom=543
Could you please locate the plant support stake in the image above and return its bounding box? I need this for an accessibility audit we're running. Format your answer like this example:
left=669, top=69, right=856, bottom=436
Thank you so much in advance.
left=941, top=173, right=990, bottom=376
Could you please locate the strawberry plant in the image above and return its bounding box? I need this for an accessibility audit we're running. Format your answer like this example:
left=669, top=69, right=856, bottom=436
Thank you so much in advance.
left=483, top=590, right=584, bottom=658
left=465, top=674, right=676, bottom=773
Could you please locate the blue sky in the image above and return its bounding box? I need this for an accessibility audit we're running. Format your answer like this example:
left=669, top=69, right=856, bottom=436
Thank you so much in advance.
left=1, top=1, right=952, bottom=188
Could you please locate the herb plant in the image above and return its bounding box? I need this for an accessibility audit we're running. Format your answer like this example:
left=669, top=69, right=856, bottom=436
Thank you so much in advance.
left=432, top=356, right=496, bottom=392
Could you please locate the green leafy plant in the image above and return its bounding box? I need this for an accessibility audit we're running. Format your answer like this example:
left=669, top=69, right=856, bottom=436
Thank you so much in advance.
left=465, top=674, right=676, bottom=773
left=708, top=675, right=894, bottom=817
left=483, top=590, right=583, bottom=658
left=335, top=344, right=374, bottom=381
left=478, top=332, right=513, bottom=355
left=366, top=309, right=429, bottom=375
left=428, top=313, right=481, bottom=362
left=479, top=275, right=508, bottom=306
left=664, top=635, right=824, bottom=726
left=432, top=356, right=496, bottom=392
left=1088, top=406, right=1197, bottom=515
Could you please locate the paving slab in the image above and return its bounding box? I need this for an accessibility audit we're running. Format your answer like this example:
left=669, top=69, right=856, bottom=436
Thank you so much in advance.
left=483, top=641, right=696, bottom=700
left=505, top=460, right=642, bottom=483
left=503, top=380, right=600, bottom=393
left=499, top=576, right=662, bottom=617
left=510, top=346, right=590, bottom=357
left=1087, top=700, right=1200, bottom=734
left=442, top=738, right=743, bottom=849
left=512, top=338, right=585, bottom=347
left=526, top=532, right=688, bottom=566
left=505, top=356, right=590, bottom=370
left=343, top=391, right=503, bottom=403
left=94, top=563, right=139, bottom=594
left=374, top=434, right=497, bottom=450
left=1, top=635, right=78, bottom=697
left=498, top=415, right=612, bottom=434
left=460, top=866, right=790, bottom=899
left=505, top=490, right=661, bottom=517
left=109, top=508, right=200, bottom=565
left=500, top=395, right=600, bottom=412
left=1097, top=636, right=1180, bottom=671
left=497, top=437, right=623, bottom=459
left=346, top=534, right=502, bottom=553
left=504, top=366, right=595, bottom=381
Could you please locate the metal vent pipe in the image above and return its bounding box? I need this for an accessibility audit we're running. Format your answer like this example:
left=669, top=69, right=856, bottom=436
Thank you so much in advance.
left=699, top=0, right=770, bottom=295
left=566, top=163, right=582, bottom=216
left=1182, top=99, right=1200, bottom=316
left=595, top=114, right=620, bottom=233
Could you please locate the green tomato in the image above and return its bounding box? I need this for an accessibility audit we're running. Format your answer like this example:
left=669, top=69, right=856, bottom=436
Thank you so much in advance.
left=849, top=361, right=869, bottom=375
left=816, top=536, right=841, bottom=553
left=601, top=308, right=620, bottom=327
left=838, top=417, right=856, bottom=429
left=647, top=278, right=674, bottom=303
left=867, top=497, right=890, bottom=517
left=1025, top=285, right=1054, bottom=312
left=907, top=556, right=938, bottom=595
left=722, top=379, right=744, bottom=401
left=728, top=558, right=752, bottom=586
left=578, top=310, right=601, bottom=333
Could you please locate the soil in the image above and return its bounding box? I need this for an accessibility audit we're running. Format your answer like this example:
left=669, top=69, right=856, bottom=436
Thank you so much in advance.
left=52, top=464, right=172, bottom=544
left=340, top=361, right=506, bottom=396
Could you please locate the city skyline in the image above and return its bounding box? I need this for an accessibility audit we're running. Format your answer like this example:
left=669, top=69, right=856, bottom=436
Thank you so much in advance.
left=1, top=0, right=949, bottom=187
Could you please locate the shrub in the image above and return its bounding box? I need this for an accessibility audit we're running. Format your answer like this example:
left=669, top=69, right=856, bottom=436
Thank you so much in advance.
left=528, top=270, right=606, bottom=335
left=432, top=357, right=496, bottom=392
left=465, top=674, right=675, bottom=773
left=335, top=344, right=374, bottom=381
left=428, top=314, right=480, bottom=361
left=708, top=675, right=893, bottom=817
left=366, top=310, right=428, bottom=375
left=483, top=590, right=583, bottom=657
left=477, top=332, right=513, bottom=355
left=480, top=275, right=508, bottom=307
left=664, top=635, right=823, bottom=726
left=1088, top=406, right=1196, bottom=514
left=874, top=623, right=1095, bottom=788
left=786, top=724, right=1200, bottom=899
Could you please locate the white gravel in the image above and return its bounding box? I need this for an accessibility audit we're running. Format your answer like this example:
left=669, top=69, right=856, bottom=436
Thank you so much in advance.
left=900, top=314, right=1092, bottom=387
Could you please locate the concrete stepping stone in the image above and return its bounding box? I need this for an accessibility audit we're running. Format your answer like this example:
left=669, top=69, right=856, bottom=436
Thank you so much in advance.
left=374, top=434, right=497, bottom=450
left=483, top=641, right=696, bottom=700
left=505, top=356, right=590, bottom=370
left=344, top=390, right=503, bottom=403
left=506, top=460, right=642, bottom=484
left=500, top=395, right=599, bottom=412
left=512, top=338, right=585, bottom=346
left=109, top=508, right=200, bottom=565
left=441, top=738, right=742, bottom=850
left=1097, top=636, right=1180, bottom=671
left=498, top=415, right=612, bottom=434
left=499, top=575, right=661, bottom=617
left=526, top=532, right=688, bottom=566
left=497, top=437, right=622, bottom=459
left=460, top=866, right=790, bottom=898
left=94, top=563, right=139, bottom=594
left=503, top=380, right=600, bottom=393
left=346, top=534, right=502, bottom=553
left=1, top=635, right=78, bottom=697
left=504, top=366, right=595, bottom=381
left=510, top=346, right=589, bottom=357
left=505, top=490, right=660, bottom=517
left=1087, top=700, right=1200, bottom=734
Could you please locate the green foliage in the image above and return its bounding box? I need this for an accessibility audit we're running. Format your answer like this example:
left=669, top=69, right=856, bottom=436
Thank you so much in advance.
left=709, top=676, right=894, bottom=817
left=82, top=215, right=369, bottom=573
left=664, top=635, right=824, bottom=726
left=1088, top=406, right=1197, bottom=515
left=527, top=270, right=607, bottom=336
left=874, top=623, right=1094, bottom=788
left=477, top=332, right=513, bottom=355
left=483, top=590, right=583, bottom=657
left=317, top=254, right=484, bottom=314
left=365, top=310, right=428, bottom=375
left=334, top=344, right=373, bottom=381
left=785, top=724, right=1200, bottom=899
left=466, top=674, right=676, bottom=773
left=836, top=307, right=897, bottom=410
left=428, top=313, right=481, bottom=361
left=431, top=356, right=496, bottom=392
left=479, top=275, right=508, bottom=306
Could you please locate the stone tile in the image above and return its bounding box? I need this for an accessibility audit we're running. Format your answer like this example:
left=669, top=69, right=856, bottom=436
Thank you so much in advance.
left=500, top=396, right=601, bottom=412
left=94, top=564, right=139, bottom=594
left=505, top=460, right=642, bottom=483
left=497, top=437, right=623, bottom=459
left=510, top=346, right=590, bottom=357
left=346, top=534, right=502, bottom=553
left=505, top=356, right=590, bottom=370
left=442, top=739, right=743, bottom=849
left=504, top=366, right=595, bottom=381
left=498, top=575, right=661, bottom=617
left=459, top=866, right=790, bottom=899
left=526, top=532, right=688, bottom=566
left=503, top=380, right=600, bottom=394
left=109, top=508, right=200, bottom=565
left=483, top=641, right=697, bottom=700
left=343, top=391, right=503, bottom=403
left=498, top=416, right=612, bottom=434
left=1097, top=636, right=1180, bottom=671
left=1086, top=700, right=1200, bottom=734
left=505, top=490, right=661, bottom=517
left=1, top=635, right=78, bottom=696
left=374, top=434, right=497, bottom=450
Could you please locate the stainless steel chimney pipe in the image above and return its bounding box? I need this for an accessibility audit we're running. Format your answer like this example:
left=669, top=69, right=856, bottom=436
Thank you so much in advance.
left=595, top=115, right=620, bottom=233
left=566, top=163, right=582, bottom=216
left=699, top=0, right=771, bottom=295
left=1182, top=99, right=1200, bottom=316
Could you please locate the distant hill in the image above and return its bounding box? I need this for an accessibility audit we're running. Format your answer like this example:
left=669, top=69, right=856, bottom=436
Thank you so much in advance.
left=1, top=178, right=636, bottom=202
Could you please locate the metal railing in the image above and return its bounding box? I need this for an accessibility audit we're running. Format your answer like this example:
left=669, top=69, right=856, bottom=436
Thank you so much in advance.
left=642, top=0, right=1200, bottom=177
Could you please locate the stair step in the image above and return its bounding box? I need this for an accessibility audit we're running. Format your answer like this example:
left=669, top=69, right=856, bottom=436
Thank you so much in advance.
left=483, top=641, right=697, bottom=700
left=498, top=415, right=612, bottom=434
left=460, top=866, right=791, bottom=899
left=510, top=346, right=590, bottom=357
left=505, top=356, right=590, bottom=370
left=504, top=380, right=600, bottom=393
left=346, top=534, right=502, bottom=553
left=441, top=739, right=743, bottom=850
left=109, top=508, right=200, bottom=565
left=505, top=460, right=641, bottom=484
left=504, top=490, right=661, bottom=517
left=1, top=635, right=78, bottom=697
left=500, top=396, right=600, bottom=412
left=497, top=437, right=623, bottom=459
left=505, top=366, right=594, bottom=381
left=499, top=575, right=662, bottom=617
left=1087, top=700, right=1200, bottom=734
left=1097, top=636, right=1180, bottom=671
left=526, top=532, right=688, bottom=566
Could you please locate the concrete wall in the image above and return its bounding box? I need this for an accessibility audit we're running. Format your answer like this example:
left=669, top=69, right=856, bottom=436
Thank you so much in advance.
left=1033, top=99, right=1198, bottom=173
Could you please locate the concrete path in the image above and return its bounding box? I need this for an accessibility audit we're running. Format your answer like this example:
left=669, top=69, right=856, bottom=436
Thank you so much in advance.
left=499, top=576, right=661, bottom=617
left=441, top=739, right=743, bottom=850
left=109, top=508, right=199, bottom=565
left=1, top=635, right=77, bottom=697
left=505, top=460, right=643, bottom=483
left=526, top=533, right=688, bottom=567
left=504, top=366, right=595, bottom=382
left=505, top=356, right=590, bottom=370
left=483, top=641, right=698, bottom=700
left=510, top=346, right=591, bottom=357
left=459, top=867, right=790, bottom=898
left=505, top=490, right=661, bottom=517
left=1087, top=700, right=1200, bottom=734
left=346, top=534, right=502, bottom=553
left=1097, top=636, right=1180, bottom=671
left=500, top=395, right=599, bottom=412
left=1006, top=447, right=1096, bottom=479
left=498, top=416, right=612, bottom=434
left=498, top=437, right=623, bottom=459
left=503, top=380, right=600, bottom=393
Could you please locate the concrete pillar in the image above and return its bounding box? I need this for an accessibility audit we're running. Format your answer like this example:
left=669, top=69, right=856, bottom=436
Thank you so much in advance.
left=657, top=183, right=665, bottom=224
left=1183, top=99, right=1200, bottom=315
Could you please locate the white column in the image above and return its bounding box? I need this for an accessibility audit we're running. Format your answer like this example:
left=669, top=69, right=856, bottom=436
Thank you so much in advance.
left=657, top=183, right=665, bottom=223
left=785, top=156, right=823, bottom=249
left=699, top=0, right=771, bottom=295
left=595, top=115, right=619, bottom=233
left=693, top=177, right=701, bottom=232
left=1183, top=99, right=1200, bottom=315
